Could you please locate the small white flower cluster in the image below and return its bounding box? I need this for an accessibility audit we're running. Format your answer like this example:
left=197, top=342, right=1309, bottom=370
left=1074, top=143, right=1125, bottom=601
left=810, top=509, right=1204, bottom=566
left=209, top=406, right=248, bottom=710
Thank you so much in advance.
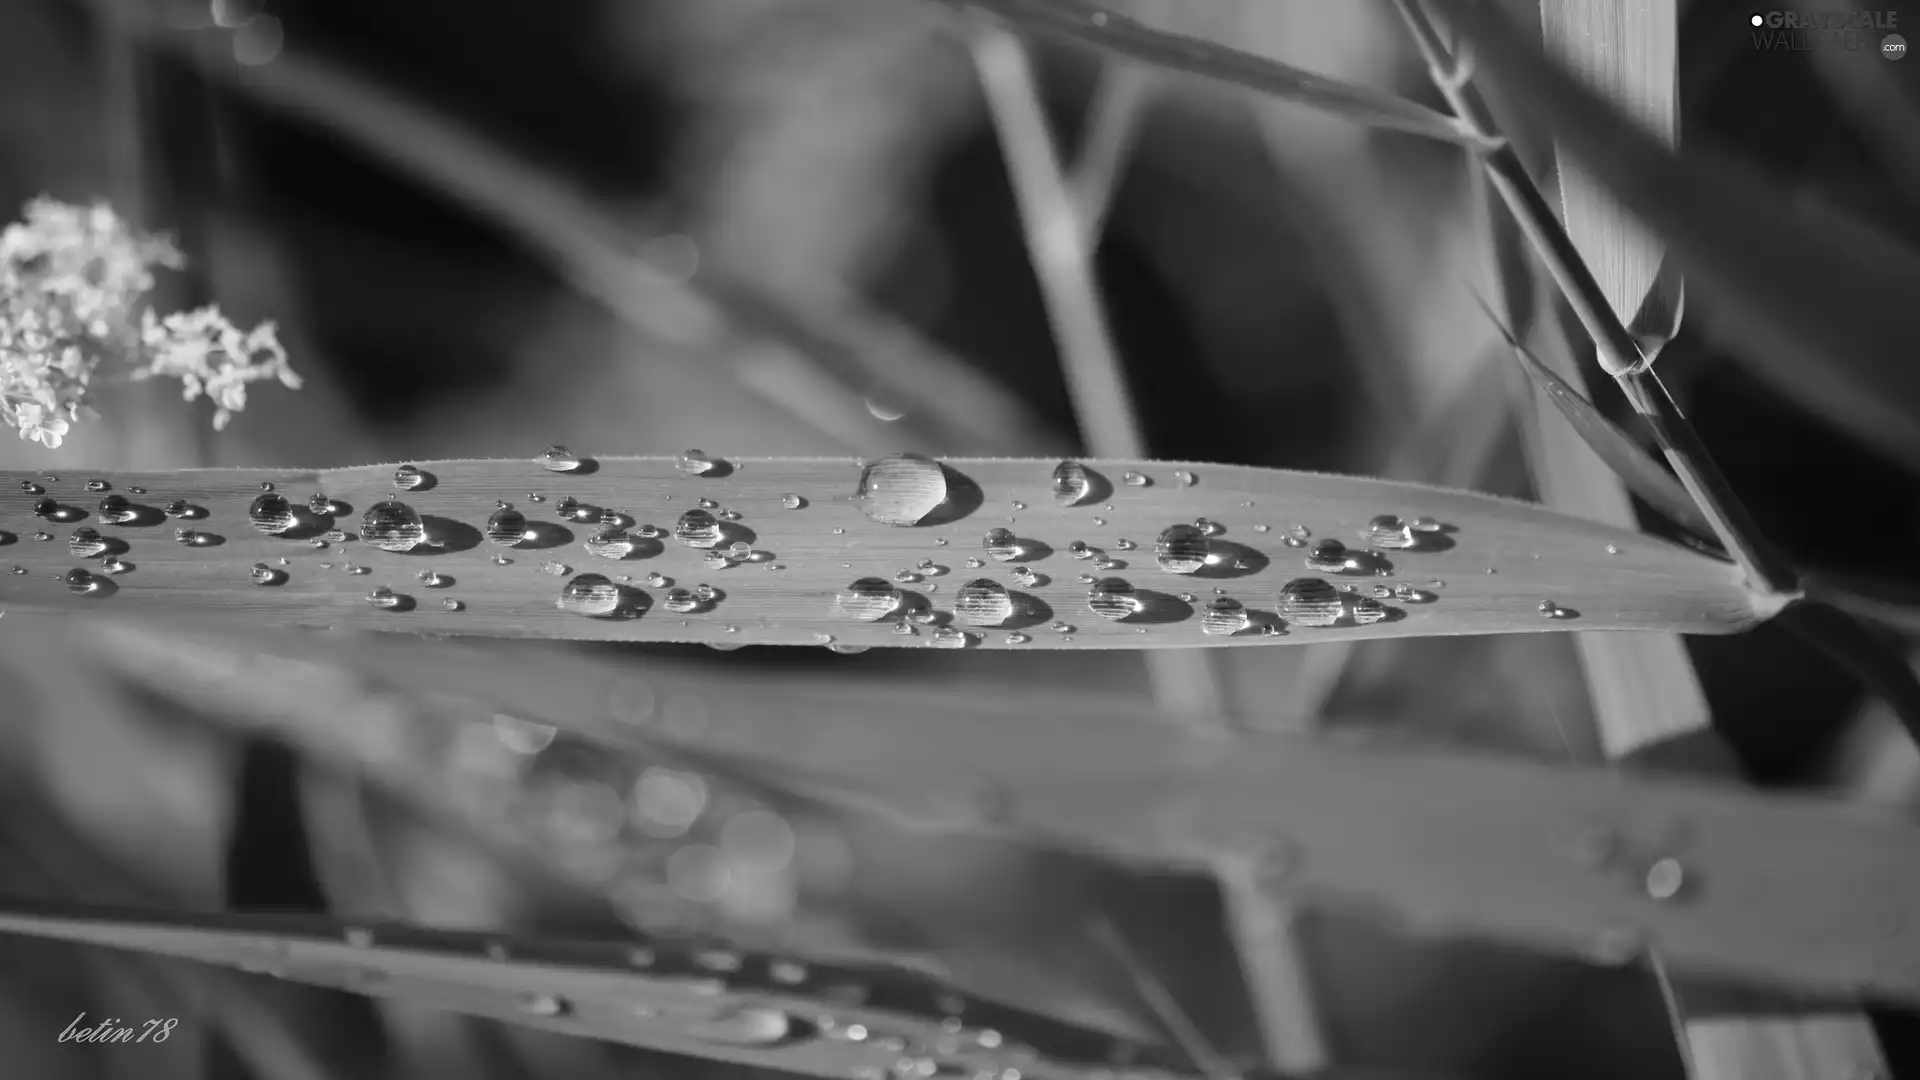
left=0, top=196, right=301, bottom=448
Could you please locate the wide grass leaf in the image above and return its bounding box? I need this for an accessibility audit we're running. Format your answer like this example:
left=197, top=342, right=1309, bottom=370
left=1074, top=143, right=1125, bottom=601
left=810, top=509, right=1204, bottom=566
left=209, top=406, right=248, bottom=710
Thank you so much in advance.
left=1, top=457, right=1760, bottom=648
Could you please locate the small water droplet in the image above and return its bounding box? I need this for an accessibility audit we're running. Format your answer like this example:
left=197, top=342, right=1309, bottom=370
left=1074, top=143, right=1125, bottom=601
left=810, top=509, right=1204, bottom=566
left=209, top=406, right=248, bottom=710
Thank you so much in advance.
left=248, top=492, right=296, bottom=534
left=128, top=486, right=146, bottom=495
left=779, top=493, right=804, bottom=510
left=250, top=562, right=278, bottom=585
left=362, top=501, right=427, bottom=552
left=1252, top=524, right=1271, bottom=534
left=675, top=509, right=722, bottom=548
left=1155, top=524, right=1208, bottom=574
left=416, top=568, right=450, bottom=588
left=1193, top=517, right=1223, bottom=537
left=1364, top=514, right=1416, bottom=549
left=695, top=497, right=719, bottom=511
left=558, top=573, right=622, bottom=617
left=677, top=449, right=718, bottom=476
left=1411, top=515, right=1442, bottom=532
left=366, top=585, right=402, bottom=610
left=663, top=588, right=699, bottom=613
left=1350, top=596, right=1387, bottom=625
left=644, top=572, right=670, bottom=588
left=1011, top=566, right=1039, bottom=587
left=19, top=481, right=43, bottom=494
left=345, top=562, right=369, bottom=575
left=443, top=598, right=463, bottom=611
left=538, top=445, right=582, bottom=473
left=929, top=627, right=970, bottom=649
left=1305, top=539, right=1349, bottom=573
left=1605, top=543, right=1620, bottom=555
left=8, top=567, right=24, bottom=576
left=323, top=529, right=349, bottom=544
left=1645, top=857, right=1687, bottom=901
left=393, top=464, right=427, bottom=489
left=1172, top=469, right=1196, bottom=487
left=632, top=523, right=663, bottom=540
left=518, top=993, right=570, bottom=1018
left=540, top=560, right=571, bottom=576
left=856, top=454, right=948, bottom=526
left=892, top=621, right=917, bottom=636
left=955, top=579, right=1013, bottom=626
left=68, top=528, right=107, bottom=558
left=586, top=526, right=636, bottom=559
left=983, top=527, right=1021, bottom=562
left=174, top=528, right=198, bottom=546
left=1122, top=471, right=1149, bottom=487
left=1201, top=596, right=1249, bottom=635
left=1539, top=600, right=1573, bottom=619
left=64, top=568, right=99, bottom=594
left=99, top=556, right=129, bottom=575
left=1279, top=578, right=1341, bottom=627
left=693, top=583, right=719, bottom=602
left=704, top=551, right=735, bottom=570
left=527, top=492, right=546, bottom=503
left=84, top=479, right=110, bottom=493
left=1087, top=578, right=1140, bottom=621
left=837, top=577, right=903, bottom=621
left=892, top=568, right=921, bottom=584
left=1113, top=538, right=1136, bottom=551
left=828, top=643, right=870, bottom=654
left=95, top=494, right=135, bottom=524
left=307, top=493, right=333, bottom=515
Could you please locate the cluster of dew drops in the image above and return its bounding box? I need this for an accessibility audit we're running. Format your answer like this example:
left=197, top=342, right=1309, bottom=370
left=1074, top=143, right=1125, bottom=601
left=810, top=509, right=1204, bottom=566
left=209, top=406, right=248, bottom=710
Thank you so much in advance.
left=5, top=448, right=1582, bottom=645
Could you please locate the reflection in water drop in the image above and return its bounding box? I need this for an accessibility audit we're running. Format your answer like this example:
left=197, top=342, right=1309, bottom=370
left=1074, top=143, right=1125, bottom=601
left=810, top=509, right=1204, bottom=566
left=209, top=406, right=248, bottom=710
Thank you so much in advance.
left=1087, top=578, right=1140, bottom=621
left=362, top=501, right=427, bottom=552
left=676, top=509, right=722, bottom=548
left=1201, top=596, right=1249, bottom=635
left=837, top=577, right=902, bottom=621
left=955, top=579, right=1013, bottom=626
left=539, top=445, right=582, bottom=472
left=249, top=492, right=296, bottom=534
left=856, top=454, right=947, bottom=526
left=68, top=529, right=107, bottom=558
left=1279, top=578, right=1342, bottom=627
left=1155, top=524, right=1208, bottom=575
left=97, top=495, right=135, bottom=524
left=485, top=508, right=528, bottom=546
left=393, top=464, right=426, bottom=489
left=559, top=573, right=622, bottom=617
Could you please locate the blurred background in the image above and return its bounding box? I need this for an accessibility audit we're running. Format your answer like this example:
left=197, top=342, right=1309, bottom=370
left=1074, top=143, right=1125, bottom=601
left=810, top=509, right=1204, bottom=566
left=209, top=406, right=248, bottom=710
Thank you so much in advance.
left=1, top=0, right=1918, bottom=1077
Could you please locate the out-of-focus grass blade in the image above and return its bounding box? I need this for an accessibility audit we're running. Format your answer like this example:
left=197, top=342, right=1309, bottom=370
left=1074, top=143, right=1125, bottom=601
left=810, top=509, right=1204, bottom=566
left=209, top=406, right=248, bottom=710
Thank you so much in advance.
left=1441, top=0, right=1920, bottom=475
left=0, top=457, right=1763, bottom=647
left=938, top=0, right=1485, bottom=148
left=0, top=898, right=1197, bottom=1080
left=1476, top=298, right=1715, bottom=544
left=1539, top=0, right=1683, bottom=355
left=107, top=618, right=1920, bottom=1006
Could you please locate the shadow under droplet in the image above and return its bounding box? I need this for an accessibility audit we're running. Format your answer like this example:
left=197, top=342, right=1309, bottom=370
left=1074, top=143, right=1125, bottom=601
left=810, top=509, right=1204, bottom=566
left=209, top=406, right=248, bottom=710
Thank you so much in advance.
left=1192, top=542, right=1268, bottom=579
left=403, top=470, right=440, bottom=491
left=1341, top=551, right=1395, bottom=576
left=694, top=458, right=733, bottom=479
left=1004, top=592, right=1054, bottom=630
left=914, top=465, right=983, bottom=527
left=1405, top=533, right=1456, bottom=554
left=1069, top=466, right=1114, bottom=507
left=48, top=506, right=88, bottom=523
left=716, top=523, right=759, bottom=549
left=1009, top=538, right=1053, bottom=563
left=117, top=505, right=169, bottom=527
left=419, top=517, right=480, bottom=554
left=1127, top=589, right=1194, bottom=625
left=0, top=531, right=14, bottom=546
left=613, top=536, right=665, bottom=561
left=279, top=510, right=332, bottom=540
left=520, top=521, right=575, bottom=549
left=96, top=537, right=131, bottom=557
left=614, top=585, right=651, bottom=618
left=376, top=593, right=418, bottom=612
left=78, top=577, right=119, bottom=598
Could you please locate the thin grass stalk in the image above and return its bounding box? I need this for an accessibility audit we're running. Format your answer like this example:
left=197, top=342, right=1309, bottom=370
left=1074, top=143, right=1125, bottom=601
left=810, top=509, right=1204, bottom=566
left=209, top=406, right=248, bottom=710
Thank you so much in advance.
left=1390, top=0, right=1796, bottom=600
left=1067, top=58, right=1156, bottom=239
left=966, top=25, right=1327, bottom=1071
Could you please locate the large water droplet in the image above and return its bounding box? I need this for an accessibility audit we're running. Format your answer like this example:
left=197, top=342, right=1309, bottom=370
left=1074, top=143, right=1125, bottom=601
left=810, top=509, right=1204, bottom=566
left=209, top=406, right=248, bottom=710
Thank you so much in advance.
left=676, top=509, right=721, bottom=548
left=982, top=527, right=1021, bottom=562
left=365, top=585, right=402, bottom=610
left=362, top=501, right=426, bottom=552
left=393, top=464, right=426, bottom=489
left=68, top=528, right=107, bottom=558
left=96, top=495, right=135, bottom=524
left=677, top=449, right=717, bottom=476
left=1201, top=596, right=1249, bottom=635
left=1051, top=460, right=1092, bottom=506
left=1087, top=578, right=1140, bottom=621
left=1279, top=578, right=1341, bottom=627
left=1364, top=514, right=1416, bottom=549
left=538, top=445, right=581, bottom=472
left=249, top=492, right=296, bottom=534
left=855, top=454, right=947, bottom=526
left=586, top=527, right=636, bottom=559
left=485, top=507, right=527, bottom=546
left=1155, top=523, right=1208, bottom=574
left=1122, top=471, right=1149, bottom=487
left=64, top=568, right=99, bottom=594
left=1304, top=539, right=1349, bottom=573
left=955, top=579, right=1013, bottom=626
left=836, top=577, right=902, bottom=621
left=559, top=573, right=622, bottom=616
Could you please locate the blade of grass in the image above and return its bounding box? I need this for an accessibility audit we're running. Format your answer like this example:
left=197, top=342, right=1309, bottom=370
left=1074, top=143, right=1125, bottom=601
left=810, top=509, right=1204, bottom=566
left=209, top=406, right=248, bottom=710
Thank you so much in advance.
left=104, top=616, right=1920, bottom=1007
left=1435, top=0, right=1920, bottom=478
left=967, top=23, right=1324, bottom=1071
left=935, top=0, right=1489, bottom=149
left=0, top=457, right=1772, bottom=648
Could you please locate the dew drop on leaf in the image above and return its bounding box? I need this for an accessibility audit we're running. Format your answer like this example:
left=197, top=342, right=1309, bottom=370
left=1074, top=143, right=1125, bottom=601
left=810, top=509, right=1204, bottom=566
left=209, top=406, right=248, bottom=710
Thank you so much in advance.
left=362, top=501, right=426, bottom=552
left=676, top=509, right=722, bottom=548
left=365, top=586, right=401, bottom=610
left=442, top=598, right=463, bottom=611
left=955, top=579, right=1013, bottom=626
left=663, top=588, right=699, bottom=613
left=780, top=493, right=802, bottom=510
left=1201, top=596, right=1249, bottom=635
left=32, top=497, right=57, bottom=517
left=929, top=627, right=970, bottom=649
left=693, top=584, right=719, bottom=603
left=538, top=446, right=582, bottom=473
left=1364, top=514, right=1416, bottom=549
left=677, top=449, right=717, bottom=476
left=1305, top=539, right=1349, bottom=573
left=249, top=492, right=296, bottom=534
left=1279, top=578, right=1342, bottom=627
left=1114, top=538, right=1136, bottom=551
left=1051, top=622, right=1074, bottom=634
left=1156, top=524, right=1207, bottom=574
left=1004, top=632, right=1030, bottom=644
left=1122, top=471, right=1150, bottom=488
left=85, top=479, right=109, bottom=493
left=249, top=563, right=275, bottom=585
left=983, top=527, right=1021, bottom=562
left=1011, top=566, right=1039, bottom=587
left=855, top=454, right=947, bottom=526
left=1411, top=515, right=1442, bottom=532
left=1052, top=460, right=1092, bottom=506
left=645, top=572, right=669, bottom=588
left=19, top=481, right=43, bottom=494
left=97, top=495, right=134, bottom=524
left=558, top=573, right=622, bottom=617
left=393, top=464, right=426, bottom=489
left=1087, top=578, right=1140, bottom=621
left=586, top=527, right=636, bottom=559
left=1173, top=469, right=1196, bottom=486
left=64, top=568, right=98, bottom=594
left=1351, top=596, right=1388, bottom=625
left=323, top=529, right=349, bottom=544
left=1066, top=540, right=1095, bottom=560
left=485, top=508, right=528, bottom=546
left=416, top=569, right=450, bottom=587
left=540, top=560, right=571, bottom=576
left=836, top=577, right=902, bottom=621
left=100, top=556, right=129, bottom=575
left=68, top=529, right=107, bottom=558
left=703, top=551, right=734, bottom=570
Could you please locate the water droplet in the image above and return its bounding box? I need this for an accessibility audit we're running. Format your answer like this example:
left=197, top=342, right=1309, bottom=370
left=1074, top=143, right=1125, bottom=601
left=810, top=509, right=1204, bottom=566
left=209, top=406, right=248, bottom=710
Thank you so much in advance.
left=527, top=492, right=546, bottom=503
left=539, top=445, right=582, bottom=472
left=476, top=507, right=524, bottom=547
left=675, top=509, right=722, bottom=548
left=250, top=562, right=276, bottom=585
left=693, top=584, right=719, bottom=603
left=891, top=568, right=921, bottom=584
left=677, top=449, right=717, bottom=476
left=828, top=643, right=870, bottom=654
left=930, top=627, right=970, bottom=649
left=99, top=556, right=129, bottom=575
left=644, top=571, right=670, bottom=588
left=128, top=486, right=145, bottom=495
left=344, top=562, right=369, bottom=575
left=540, top=560, right=571, bottom=576
left=32, top=497, right=58, bottom=517
left=982, top=527, right=1021, bottom=562
left=632, top=523, right=663, bottom=540
left=1155, top=524, right=1208, bottom=574
left=776, top=493, right=804, bottom=512
left=704, top=551, right=735, bottom=570
left=1605, top=543, right=1620, bottom=555
left=1050, top=622, right=1075, bottom=634
left=1539, top=600, right=1573, bottom=619
left=1411, top=515, right=1442, bottom=532
left=1350, top=596, right=1387, bottom=625
left=82, top=479, right=109, bottom=493
left=831, top=527, right=845, bottom=535
left=174, top=528, right=199, bottom=546
left=1091, top=517, right=1107, bottom=527
left=8, top=566, right=23, bottom=575
left=259, top=481, right=275, bottom=492
left=244, top=492, right=294, bottom=534
left=855, top=454, right=947, bottom=526
left=94, top=494, right=135, bottom=524
left=416, top=568, right=450, bottom=588
left=1202, top=596, right=1249, bottom=635
left=1044, top=460, right=1090, bottom=507
left=558, top=573, right=622, bottom=617
left=362, top=501, right=427, bottom=552
left=1058, top=539, right=1089, bottom=561
left=1171, top=469, right=1197, bottom=487
left=1364, top=514, right=1416, bottom=549
left=67, top=528, right=107, bottom=558
left=955, top=579, right=1013, bottom=626
left=393, top=464, right=426, bottom=489
left=306, top=493, right=331, bottom=516
left=19, top=481, right=43, bottom=494
left=585, top=526, right=636, bottom=559
left=518, top=993, right=570, bottom=1018
left=1193, top=517, right=1224, bottom=538
left=1113, top=538, right=1137, bottom=552
left=1305, top=539, right=1349, bottom=573
left=1645, top=857, right=1687, bottom=901
left=727, top=542, right=753, bottom=561
left=1011, top=566, right=1039, bottom=587
left=365, top=586, right=402, bottom=610
left=837, top=577, right=903, bottom=621
left=323, top=529, right=349, bottom=543
left=64, top=568, right=99, bottom=594
left=1279, top=578, right=1341, bottom=627
left=1122, top=471, right=1149, bottom=488
left=1087, top=578, right=1140, bottom=620
left=663, top=588, right=699, bottom=613
left=892, top=622, right=918, bottom=636
left=33, top=531, right=51, bottom=542
left=442, top=598, right=463, bottom=611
